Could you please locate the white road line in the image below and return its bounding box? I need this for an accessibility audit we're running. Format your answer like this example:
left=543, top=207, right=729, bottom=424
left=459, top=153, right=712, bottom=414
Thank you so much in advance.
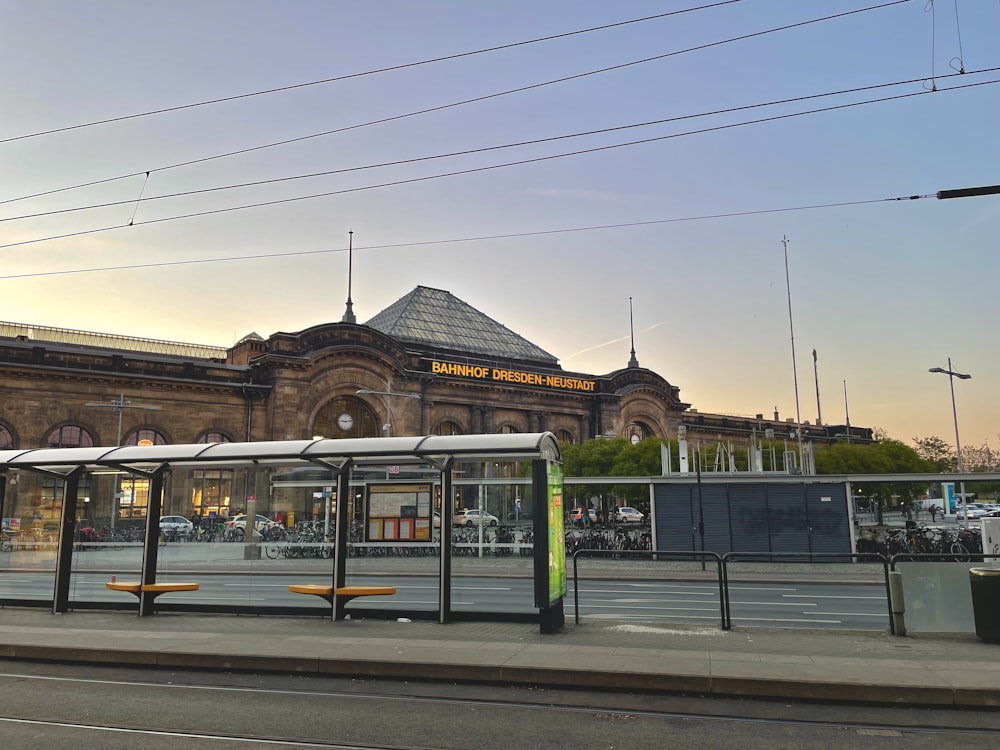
left=782, top=594, right=884, bottom=600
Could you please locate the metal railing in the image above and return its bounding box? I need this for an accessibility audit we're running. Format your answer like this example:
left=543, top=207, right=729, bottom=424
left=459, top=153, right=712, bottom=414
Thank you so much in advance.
left=572, top=549, right=727, bottom=628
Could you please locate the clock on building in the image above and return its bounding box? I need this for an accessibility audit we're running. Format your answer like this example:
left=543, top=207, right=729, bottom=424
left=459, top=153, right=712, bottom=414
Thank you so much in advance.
left=337, top=412, right=354, bottom=431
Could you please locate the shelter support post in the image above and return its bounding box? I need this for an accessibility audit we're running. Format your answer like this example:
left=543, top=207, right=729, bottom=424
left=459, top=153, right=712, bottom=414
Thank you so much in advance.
left=138, top=470, right=166, bottom=616
left=438, top=459, right=454, bottom=624
left=330, top=461, right=352, bottom=621
left=53, top=469, right=83, bottom=614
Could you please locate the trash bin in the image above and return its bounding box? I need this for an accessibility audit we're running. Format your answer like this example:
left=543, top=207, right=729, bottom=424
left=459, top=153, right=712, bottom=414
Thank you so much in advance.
left=969, top=568, right=1000, bottom=642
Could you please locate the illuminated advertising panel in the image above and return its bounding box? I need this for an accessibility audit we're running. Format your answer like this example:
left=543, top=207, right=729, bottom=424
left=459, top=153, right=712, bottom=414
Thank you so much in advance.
left=547, top=460, right=566, bottom=604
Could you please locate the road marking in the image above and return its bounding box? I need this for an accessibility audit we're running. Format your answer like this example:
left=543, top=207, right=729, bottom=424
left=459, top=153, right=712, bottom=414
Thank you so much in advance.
left=782, top=594, right=884, bottom=600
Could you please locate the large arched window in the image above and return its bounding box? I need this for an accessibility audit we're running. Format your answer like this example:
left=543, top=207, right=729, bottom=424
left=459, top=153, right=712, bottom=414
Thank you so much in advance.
left=41, top=425, right=93, bottom=523
left=433, top=420, right=463, bottom=436
left=123, top=428, right=168, bottom=446
left=497, top=424, right=518, bottom=434
left=197, top=430, right=232, bottom=444
left=312, top=396, right=380, bottom=439
left=46, top=424, right=95, bottom=448
left=0, top=424, right=13, bottom=449
left=555, top=429, right=576, bottom=444
left=191, top=432, right=234, bottom=520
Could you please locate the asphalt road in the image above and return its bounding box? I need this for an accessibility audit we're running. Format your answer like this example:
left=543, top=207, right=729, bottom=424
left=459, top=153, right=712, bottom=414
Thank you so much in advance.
left=0, top=571, right=890, bottom=630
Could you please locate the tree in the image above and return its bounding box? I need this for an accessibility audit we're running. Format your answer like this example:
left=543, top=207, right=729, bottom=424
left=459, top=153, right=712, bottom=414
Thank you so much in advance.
left=912, top=436, right=955, bottom=472
left=814, top=439, right=934, bottom=510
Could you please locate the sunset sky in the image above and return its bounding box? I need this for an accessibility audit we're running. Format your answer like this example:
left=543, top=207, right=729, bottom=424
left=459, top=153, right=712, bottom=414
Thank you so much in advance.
left=2, top=1, right=998, bottom=449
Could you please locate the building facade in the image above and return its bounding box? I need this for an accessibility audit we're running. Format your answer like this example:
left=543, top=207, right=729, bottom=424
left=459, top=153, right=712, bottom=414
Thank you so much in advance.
left=0, top=286, right=870, bottom=528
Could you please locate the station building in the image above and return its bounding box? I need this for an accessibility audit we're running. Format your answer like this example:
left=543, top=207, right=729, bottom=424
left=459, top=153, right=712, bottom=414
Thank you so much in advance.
left=0, top=285, right=870, bottom=529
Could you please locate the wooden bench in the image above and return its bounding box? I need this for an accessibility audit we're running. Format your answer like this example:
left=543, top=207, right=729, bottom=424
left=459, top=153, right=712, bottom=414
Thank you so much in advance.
left=106, top=581, right=200, bottom=601
left=289, top=584, right=396, bottom=620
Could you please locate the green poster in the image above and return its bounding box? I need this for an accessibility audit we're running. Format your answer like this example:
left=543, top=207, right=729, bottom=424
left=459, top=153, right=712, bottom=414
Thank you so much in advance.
left=547, top=461, right=566, bottom=603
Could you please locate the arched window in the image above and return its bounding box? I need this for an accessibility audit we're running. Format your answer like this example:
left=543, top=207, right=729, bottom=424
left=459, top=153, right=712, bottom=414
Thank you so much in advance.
left=433, top=420, right=463, bottom=436
left=0, top=424, right=13, bottom=449
left=555, top=429, right=576, bottom=444
left=497, top=424, right=518, bottom=434
left=312, top=396, right=380, bottom=439
left=197, top=431, right=232, bottom=444
left=46, top=425, right=95, bottom=448
left=191, top=431, right=234, bottom=521
left=123, top=428, right=168, bottom=446
left=625, top=421, right=651, bottom=445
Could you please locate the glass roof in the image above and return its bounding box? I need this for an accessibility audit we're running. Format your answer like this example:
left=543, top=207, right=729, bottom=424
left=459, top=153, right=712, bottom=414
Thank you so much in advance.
left=365, top=286, right=557, bottom=364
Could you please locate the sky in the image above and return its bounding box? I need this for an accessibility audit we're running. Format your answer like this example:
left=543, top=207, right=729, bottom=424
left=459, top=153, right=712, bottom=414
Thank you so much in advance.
left=2, top=1, right=998, bottom=451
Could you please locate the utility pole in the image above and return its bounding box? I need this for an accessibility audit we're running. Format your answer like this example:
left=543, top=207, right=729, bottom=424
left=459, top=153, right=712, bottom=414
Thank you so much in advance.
left=813, top=348, right=822, bottom=426
left=782, top=236, right=805, bottom=473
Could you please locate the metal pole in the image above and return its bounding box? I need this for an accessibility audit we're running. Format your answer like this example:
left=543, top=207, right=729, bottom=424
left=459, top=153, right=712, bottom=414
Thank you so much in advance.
left=929, top=358, right=971, bottom=521
left=782, top=236, right=805, bottom=472
left=695, top=448, right=705, bottom=571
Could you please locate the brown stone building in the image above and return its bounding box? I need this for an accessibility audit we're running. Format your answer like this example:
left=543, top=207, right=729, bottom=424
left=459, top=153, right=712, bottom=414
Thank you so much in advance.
left=0, top=286, right=870, bottom=528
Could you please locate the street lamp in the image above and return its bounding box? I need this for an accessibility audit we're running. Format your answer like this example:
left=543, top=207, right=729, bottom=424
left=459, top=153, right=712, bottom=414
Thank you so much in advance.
left=928, top=358, right=971, bottom=517
left=355, top=381, right=421, bottom=437
left=84, top=394, right=161, bottom=527
left=84, top=393, right=161, bottom=446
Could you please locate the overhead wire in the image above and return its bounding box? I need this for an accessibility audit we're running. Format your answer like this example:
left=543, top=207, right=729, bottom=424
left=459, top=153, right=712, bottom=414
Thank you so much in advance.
left=2, top=73, right=997, bottom=251
left=0, top=0, right=913, bottom=207
left=0, top=195, right=931, bottom=281
left=4, top=65, right=997, bottom=225
left=0, top=0, right=744, bottom=145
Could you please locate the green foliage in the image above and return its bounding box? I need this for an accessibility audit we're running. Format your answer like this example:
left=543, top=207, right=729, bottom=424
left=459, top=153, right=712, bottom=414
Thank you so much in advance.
left=912, top=435, right=955, bottom=472
left=814, top=438, right=934, bottom=506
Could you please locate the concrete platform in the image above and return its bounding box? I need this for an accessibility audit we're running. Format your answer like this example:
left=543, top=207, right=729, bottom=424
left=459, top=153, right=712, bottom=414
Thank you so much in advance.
left=0, top=606, right=997, bottom=708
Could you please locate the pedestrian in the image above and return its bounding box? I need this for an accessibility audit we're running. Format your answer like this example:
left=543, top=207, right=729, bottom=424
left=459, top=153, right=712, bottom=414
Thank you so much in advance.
left=928, top=505, right=938, bottom=522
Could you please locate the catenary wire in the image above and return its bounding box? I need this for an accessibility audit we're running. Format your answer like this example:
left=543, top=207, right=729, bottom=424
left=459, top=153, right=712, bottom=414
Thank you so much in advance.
left=0, top=0, right=744, bottom=145
left=0, top=0, right=912, bottom=207
left=4, top=65, right=995, bottom=224
left=0, top=195, right=929, bottom=280
left=1, top=74, right=995, bottom=251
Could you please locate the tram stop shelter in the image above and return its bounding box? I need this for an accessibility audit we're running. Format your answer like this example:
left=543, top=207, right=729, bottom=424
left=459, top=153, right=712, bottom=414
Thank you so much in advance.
left=0, top=432, right=567, bottom=633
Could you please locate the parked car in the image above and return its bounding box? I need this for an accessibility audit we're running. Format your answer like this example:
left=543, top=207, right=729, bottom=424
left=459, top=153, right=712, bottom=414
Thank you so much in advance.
left=226, top=514, right=280, bottom=532
left=570, top=507, right=601, bottom=525
left=159, top=515, right=194, bottom=534
left=453, top=509, right=499, bottom=527
left=614, top=506, right=645, bottom=524
left=955, top=503, right=990, bottom=520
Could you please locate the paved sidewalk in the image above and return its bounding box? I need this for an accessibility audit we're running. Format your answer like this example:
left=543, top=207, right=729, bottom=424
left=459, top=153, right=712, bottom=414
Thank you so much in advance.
left=0, top=606, right=997, bottom=708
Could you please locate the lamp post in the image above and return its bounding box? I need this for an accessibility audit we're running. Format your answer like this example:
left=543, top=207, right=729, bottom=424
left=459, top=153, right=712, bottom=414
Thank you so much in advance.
left=928, top=358, right=971, bottom=518
left=355, top=381, right=421, bottom=437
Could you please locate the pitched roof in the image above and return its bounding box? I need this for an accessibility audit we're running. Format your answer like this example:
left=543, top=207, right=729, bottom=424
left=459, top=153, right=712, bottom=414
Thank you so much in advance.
left=365, top=286, right=557, bottom=364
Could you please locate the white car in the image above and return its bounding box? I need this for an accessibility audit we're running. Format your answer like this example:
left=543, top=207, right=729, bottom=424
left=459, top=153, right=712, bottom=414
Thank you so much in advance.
left=226, top=514, right=280, bottom=532
left=159, top=515, right=194, bottom=534
left=955, top=504, right=989, bottom=520
left=614, top=507, right=645, bottom=524
left=453, top=509, right=499, bottom=527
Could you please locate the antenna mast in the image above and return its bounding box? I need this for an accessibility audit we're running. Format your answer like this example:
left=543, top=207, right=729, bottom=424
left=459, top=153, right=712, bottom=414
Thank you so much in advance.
left=627, top=296, right=639, bottom=368
left=342, top=230, right=356, bottom=324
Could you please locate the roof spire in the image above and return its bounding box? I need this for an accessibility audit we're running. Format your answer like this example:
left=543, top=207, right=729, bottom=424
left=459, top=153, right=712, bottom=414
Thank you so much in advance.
left=341, top=230, right=356, bottom=324
left=627, top=296, right=639, bottom=368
